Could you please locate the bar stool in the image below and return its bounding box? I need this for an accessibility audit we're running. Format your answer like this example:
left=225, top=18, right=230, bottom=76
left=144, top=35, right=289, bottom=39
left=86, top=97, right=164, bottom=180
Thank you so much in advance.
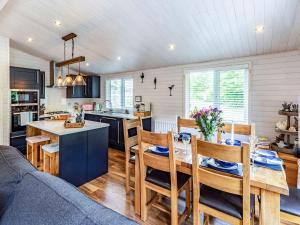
left=26, top=135, right=50, bottom=168
left=42, top=143, right=59, bottom=176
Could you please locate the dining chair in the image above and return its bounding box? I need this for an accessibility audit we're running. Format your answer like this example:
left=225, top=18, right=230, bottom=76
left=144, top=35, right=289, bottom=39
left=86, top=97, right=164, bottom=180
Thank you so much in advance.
left=217, top=123, right=256, bottom=143
left=280, top=186, right=300, bottom=224
left=177, top=116, right=198, bottom=133
left=138, top=128, right=191, bottom=225
left=123, top=118, right=142, bottom=194
left=191, top=137, right=254, bottom=225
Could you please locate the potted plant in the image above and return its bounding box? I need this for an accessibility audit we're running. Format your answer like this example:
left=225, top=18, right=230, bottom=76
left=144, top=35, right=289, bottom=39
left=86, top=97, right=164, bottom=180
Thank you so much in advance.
left=191, top=106, right=224, bottom=141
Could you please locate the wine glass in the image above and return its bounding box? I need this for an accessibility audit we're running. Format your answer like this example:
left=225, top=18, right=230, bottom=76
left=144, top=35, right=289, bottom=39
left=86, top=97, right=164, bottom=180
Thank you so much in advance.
left=182, top=134, right=191, bottom=154
left=249, top=136, right=258, bottom=169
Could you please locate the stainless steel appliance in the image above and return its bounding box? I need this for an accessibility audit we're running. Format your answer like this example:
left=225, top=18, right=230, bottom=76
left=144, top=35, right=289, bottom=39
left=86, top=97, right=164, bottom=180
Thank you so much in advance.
left=11, top=89, right=38, bottom=105
left=10, top=89, right=39, bottom=154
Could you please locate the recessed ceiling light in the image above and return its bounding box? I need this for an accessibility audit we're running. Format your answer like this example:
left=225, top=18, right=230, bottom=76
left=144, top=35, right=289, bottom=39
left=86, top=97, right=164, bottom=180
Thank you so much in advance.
left=255, top=25, right=264, bottom=33
left=117, top=56, right=121, bottom=61
left=85, top=62, right=90, bottom=66
left=54, top=20, right=62, bottom=27
left=168, top=44, right=175, bottom=51
left=27, top=37, right=33, bottom=43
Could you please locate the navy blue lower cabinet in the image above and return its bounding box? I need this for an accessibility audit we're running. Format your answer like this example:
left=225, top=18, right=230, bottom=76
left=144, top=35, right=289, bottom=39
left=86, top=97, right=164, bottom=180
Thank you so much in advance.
left=58, top=127, right=109, bottom=187
left=87, top=127, right=109, bottom=180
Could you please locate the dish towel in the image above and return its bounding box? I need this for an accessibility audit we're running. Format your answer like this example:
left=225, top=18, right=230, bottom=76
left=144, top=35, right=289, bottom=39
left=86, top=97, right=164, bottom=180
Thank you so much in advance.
left=20, top=112, right=32, bottom=126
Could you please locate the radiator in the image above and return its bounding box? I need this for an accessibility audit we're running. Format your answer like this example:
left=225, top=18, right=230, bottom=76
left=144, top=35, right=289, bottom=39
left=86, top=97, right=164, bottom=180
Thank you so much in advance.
left=154, top=120, right=176, bottom=133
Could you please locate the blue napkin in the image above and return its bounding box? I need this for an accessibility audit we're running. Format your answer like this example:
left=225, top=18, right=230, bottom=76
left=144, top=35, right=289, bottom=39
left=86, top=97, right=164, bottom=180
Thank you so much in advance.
left=253, top=156, right=283, bottom=171
left=148, top=146, right=169, bottom=157
left=225, top=139, right=241, bottom=146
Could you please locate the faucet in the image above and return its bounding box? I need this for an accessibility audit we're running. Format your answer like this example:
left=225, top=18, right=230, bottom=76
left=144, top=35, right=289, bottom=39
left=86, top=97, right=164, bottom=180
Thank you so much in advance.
left=103, top=100, right=112, bottom=112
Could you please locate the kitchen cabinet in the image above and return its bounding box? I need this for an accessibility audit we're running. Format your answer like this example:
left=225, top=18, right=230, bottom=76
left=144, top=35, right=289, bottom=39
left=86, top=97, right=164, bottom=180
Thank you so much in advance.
left=84, top=113, right=152, bottom=151
left=10, top=66, right=40, bottom=90
left=66, top=75, right=100, bottom=98
left=86, top=76, right=101, bottom=98
left=39, top=71, right=45, bottom=99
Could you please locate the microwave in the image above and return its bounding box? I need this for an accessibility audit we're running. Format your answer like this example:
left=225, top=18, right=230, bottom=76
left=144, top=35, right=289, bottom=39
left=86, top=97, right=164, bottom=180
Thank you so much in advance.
left=11, top=89, right=39, bottom=105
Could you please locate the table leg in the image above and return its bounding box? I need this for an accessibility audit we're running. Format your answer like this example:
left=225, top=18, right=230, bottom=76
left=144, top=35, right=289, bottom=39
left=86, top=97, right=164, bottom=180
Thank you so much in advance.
left=135, top=153, right=141, bottom=216
left=259, top=189, right=280, bottom=225
left=32, top=143, right=38, bottom=167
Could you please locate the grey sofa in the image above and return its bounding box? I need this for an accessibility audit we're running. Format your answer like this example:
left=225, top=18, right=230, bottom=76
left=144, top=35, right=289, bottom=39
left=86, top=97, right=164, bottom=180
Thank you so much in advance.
left=0, top=145, right=138, bottom=225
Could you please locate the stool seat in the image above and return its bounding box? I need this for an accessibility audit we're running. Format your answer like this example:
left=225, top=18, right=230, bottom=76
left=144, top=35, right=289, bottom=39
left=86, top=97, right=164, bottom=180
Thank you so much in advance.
left=26, top=135, right=50, bottom=144
left=43, top=143, right=59, bottom=153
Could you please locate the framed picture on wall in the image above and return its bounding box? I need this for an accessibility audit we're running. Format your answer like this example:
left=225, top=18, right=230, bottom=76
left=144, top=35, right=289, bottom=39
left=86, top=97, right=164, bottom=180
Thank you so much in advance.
left=135, top=96, right=142, bottom=102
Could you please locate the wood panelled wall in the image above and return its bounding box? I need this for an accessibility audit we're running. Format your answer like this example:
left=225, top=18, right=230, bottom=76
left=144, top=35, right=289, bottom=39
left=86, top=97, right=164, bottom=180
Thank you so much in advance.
left=103, top=50, right=300, bottom=139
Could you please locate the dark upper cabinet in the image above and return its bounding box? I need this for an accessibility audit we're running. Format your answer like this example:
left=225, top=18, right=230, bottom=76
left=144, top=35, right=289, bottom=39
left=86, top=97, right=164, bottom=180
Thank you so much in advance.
left=10, top=66, right=39, bottom=90
left=66, top=75, right=100, bottom=99
left=86, top=76, right=101, bottom=98
left=39, top=71, right=45, bottom=99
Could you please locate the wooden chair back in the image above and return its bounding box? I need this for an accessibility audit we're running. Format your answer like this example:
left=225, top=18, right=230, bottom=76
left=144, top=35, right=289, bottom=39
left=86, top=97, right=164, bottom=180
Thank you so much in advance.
left=217, top=123, right=255, bottom=142
left=177, top=116, right=198, bottom=133
left=137, top=127, right=176, bottom=180
left=123, top=118, right=142, bottom=153
left=191, top=137, right=250, bottom=224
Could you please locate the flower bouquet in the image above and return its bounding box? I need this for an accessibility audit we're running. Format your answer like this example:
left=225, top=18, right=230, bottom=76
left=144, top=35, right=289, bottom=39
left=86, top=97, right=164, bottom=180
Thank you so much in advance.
left=191, top=106, right=224, bottom=141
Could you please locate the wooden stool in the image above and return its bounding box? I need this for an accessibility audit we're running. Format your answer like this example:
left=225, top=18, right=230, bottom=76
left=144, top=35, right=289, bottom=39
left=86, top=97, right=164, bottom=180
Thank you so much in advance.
left=42, top=143, right=59, bottom=176
left=26, top=135, right=50, bottom=168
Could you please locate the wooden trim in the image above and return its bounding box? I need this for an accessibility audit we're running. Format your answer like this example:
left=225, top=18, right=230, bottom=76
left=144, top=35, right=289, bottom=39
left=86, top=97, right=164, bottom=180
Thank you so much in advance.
left=56, top=56, right=85, bottom=67
left=62, top=33, right=77, bottom=41
left=281, top=211, right=300, bottom=224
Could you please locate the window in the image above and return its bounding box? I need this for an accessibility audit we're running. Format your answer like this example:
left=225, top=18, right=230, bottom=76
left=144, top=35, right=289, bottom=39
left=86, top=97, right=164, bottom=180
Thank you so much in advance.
left=105, top=78, right=133, bottom=108
left=185, top=66, right=249, bottom=123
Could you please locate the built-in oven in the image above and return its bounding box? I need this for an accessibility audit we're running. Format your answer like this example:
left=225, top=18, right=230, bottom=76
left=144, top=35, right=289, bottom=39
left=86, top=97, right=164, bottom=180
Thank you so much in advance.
left=10, top=89, right=39, bottom=154
left=11, top=89, right=38, bottom=105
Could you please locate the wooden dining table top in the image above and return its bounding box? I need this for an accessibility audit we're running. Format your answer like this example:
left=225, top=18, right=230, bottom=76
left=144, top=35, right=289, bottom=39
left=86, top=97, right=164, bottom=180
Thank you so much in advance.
left=131, top=142, right=289, bottom=196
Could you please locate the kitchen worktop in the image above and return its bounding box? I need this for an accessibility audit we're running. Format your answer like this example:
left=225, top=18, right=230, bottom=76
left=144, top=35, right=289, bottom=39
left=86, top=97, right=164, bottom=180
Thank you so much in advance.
left=28, top=120, right=109, bottom=136
left=84, top=111, right=137, bottom=120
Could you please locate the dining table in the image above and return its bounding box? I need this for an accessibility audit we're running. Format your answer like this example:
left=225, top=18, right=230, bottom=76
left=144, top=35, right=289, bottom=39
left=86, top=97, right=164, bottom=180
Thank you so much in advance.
left=131, top=142, right=289, bottom=225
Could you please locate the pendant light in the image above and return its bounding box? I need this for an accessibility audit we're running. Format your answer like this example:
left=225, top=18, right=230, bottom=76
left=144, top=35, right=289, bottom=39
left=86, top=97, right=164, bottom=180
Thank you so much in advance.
left=55, top=67, right=65, bottom=88
left=63, top=65, right=73, bottom=86
left=72, top=61, right=86, bottom=86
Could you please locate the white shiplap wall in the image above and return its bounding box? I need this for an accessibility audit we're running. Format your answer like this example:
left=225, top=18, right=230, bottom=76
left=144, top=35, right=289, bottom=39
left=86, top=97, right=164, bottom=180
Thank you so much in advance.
left=103, top=50, right=300, bottom=140
left=0, top=36, right=10, bottom=145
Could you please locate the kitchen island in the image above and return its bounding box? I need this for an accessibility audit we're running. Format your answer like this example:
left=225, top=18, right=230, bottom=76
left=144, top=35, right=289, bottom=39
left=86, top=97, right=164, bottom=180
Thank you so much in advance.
left=27, top=120, right=109, bottom=186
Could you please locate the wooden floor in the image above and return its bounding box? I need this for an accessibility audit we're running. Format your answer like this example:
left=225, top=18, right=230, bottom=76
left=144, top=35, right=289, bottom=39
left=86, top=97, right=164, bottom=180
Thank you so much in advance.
left=79, top=148, right=290, bottom=225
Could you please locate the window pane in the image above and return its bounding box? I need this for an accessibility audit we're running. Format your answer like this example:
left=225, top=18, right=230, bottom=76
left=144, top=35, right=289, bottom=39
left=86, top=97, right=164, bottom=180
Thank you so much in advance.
left=189, top=71, right=214, bottom=113
left=110, top=79, right=122, bottom=108
left=219, top=69, right=248, bottom=123
left=124, top=79, right=133, bottom=108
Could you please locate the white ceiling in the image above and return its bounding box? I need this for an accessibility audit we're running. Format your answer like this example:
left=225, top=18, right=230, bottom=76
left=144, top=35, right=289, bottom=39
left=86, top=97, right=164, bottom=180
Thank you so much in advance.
left=0, top=0, right=300, bottom=74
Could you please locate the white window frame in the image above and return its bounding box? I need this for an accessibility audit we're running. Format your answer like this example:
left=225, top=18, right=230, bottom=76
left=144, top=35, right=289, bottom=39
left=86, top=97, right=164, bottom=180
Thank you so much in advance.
left=105, top=77, right=133, bottom=109
left=184, top=64, right=250, bottom=123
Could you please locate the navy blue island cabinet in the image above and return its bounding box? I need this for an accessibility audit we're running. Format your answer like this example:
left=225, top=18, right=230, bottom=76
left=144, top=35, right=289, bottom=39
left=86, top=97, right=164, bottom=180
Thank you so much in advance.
left=27, top=120, right=109, bottom=187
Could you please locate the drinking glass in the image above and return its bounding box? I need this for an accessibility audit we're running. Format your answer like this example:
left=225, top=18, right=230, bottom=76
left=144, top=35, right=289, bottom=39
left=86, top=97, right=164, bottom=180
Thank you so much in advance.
left=249, top=136, right=258, bottom=168
left=182, top=134, right=191, bottom=154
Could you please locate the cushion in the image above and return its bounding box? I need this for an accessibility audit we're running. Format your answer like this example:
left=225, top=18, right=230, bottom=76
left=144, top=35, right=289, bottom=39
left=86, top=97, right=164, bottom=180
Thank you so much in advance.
left=281, top=186, right=300, bottom=217
left=0, top=171, right=138, bottom=225
left=0, top=145, right=36, bottom=216
left=199, top=185, right=255, bottom=220
left=145, top=169, right=190, bottom=190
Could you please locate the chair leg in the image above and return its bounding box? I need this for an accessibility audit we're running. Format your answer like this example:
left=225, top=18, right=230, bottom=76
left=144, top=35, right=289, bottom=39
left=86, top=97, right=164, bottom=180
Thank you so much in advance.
left=26, top=143, right=31, bottom=161
left=56, top=152, right=59, bottom=176
left=170, top=189, right=178, bottom=225
left=32, top=143, right=38, bottom=167
left=43, top=152, right=49, bottom=173
left=140, top=183, right=148, bottom=221
left=125, top=158, right=130, bottom=194
left=203, top=214, right=210, bottom=225
left=185, top=180, right=191, bottom=216
left=50, top=153, right=56, bottom=175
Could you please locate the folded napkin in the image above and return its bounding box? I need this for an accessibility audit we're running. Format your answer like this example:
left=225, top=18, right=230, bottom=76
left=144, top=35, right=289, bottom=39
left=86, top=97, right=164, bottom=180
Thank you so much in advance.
left=225, top=139, right=241, bottom=146
left=147, top=146, right=169, bottom=157
left=253, top=156, right=283, bottom=171
left=178, top=132, right=191, bottom=141
left=201, top=158, right=242, bottom=176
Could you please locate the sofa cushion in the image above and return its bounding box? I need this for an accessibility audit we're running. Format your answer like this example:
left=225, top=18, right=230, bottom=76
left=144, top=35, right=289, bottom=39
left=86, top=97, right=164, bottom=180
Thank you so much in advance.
left=0, top=145, right=36, bottom=216
left=0, top=171, right=137, bottom=225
